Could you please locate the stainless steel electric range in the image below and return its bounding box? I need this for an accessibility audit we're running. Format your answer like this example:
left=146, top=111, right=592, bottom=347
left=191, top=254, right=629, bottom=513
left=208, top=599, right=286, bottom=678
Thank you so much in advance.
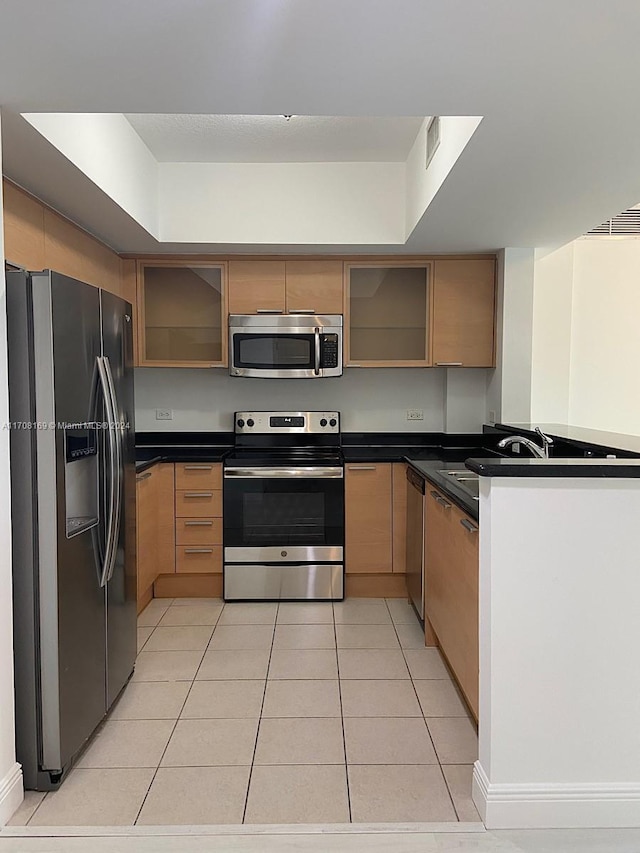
left=223, top=411, right=344, bottom=601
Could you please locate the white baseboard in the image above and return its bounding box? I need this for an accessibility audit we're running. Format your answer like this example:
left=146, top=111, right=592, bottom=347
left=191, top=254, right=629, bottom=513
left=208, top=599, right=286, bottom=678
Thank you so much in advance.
left=0, top=762, right=23, bottom=827
left=473, top=762, right=640, bottom=829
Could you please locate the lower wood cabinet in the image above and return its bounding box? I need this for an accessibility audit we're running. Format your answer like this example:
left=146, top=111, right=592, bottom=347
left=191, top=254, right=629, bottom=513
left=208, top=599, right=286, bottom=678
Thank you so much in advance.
left=135, top=463, right=175, bottom=611
left=173, top=463, right=222, bottom=576
left=425, top=484, right=479, bottom=719
left=344, top=461, right=408, bottom=595
left=345, top=464, right=393, bottom=574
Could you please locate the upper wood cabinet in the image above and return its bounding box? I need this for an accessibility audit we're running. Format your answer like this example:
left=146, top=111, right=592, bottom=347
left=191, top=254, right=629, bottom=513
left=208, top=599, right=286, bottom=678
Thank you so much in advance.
left=344, top=262, right=432, bottom=366
left=137, top=261, right=227, bottom=367
left=228, top=259, right=343, bottom=315
left=431, top=259, right=496, bottom=367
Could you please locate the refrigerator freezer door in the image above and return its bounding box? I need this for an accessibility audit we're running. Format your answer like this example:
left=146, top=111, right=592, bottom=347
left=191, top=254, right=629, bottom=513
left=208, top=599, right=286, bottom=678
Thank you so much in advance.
left=33, top=272, right=107, bottom=775
left=101, top=290, right=137, bottom=708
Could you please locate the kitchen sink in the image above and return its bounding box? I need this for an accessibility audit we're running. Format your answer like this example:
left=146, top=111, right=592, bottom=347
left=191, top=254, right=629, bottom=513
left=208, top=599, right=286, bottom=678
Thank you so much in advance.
left=438, top=468, right=480, bottom=500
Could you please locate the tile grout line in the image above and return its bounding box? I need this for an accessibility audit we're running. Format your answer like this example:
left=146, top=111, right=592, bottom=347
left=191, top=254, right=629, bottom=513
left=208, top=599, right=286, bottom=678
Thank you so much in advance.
left=333, top=600, right=353, bottom=824
left=241, top=603, right=278, bottom=825
left=132, top=599, right=226, bottom=825
left=386, top=598, right=460, bottom=822
left=28, top=599, right=193, bottom=827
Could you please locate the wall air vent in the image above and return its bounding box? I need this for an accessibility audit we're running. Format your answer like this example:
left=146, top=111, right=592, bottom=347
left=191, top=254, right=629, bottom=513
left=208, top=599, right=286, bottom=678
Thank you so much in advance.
left=426, top=116, right=441, bottom=169
left=586, top=206, right=640, bottom=236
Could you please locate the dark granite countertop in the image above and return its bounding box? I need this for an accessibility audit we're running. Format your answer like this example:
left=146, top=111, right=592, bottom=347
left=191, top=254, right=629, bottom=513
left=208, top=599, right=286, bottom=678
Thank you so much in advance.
left=467, top=457, right=640, bottom=478
left=404, top=459, right=479, bottom=520
left=135, top=431, right=234, bottom=467
left=135, top=457, right=162, bottom=474
left=489, top=423, right=640, bottom=457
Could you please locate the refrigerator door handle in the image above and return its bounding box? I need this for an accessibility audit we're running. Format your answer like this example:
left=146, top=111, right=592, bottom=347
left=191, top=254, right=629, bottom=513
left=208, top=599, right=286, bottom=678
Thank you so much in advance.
left=103, top=355, right=123, bottom=583
left=97, top=356, right=118, bottom=587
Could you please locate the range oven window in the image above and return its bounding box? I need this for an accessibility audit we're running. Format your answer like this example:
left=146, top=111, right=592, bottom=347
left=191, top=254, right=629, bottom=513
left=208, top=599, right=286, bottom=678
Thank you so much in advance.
left=233, top=334, right=315, bottom=369
left=244, top=492, right=325, bottom=544
left=224, top=475, right=344, bottom=548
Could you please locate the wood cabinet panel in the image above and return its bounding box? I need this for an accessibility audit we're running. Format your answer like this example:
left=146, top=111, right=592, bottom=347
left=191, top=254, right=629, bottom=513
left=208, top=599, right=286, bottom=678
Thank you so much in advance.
left=136, top=469, right=158, bottom=601
left=175, top=489, right=222, bottom=518
left=176, top=517, right=223, bottom=546
left=175, top=463, right=222, bottom=491
left=285, top=260, right=343, bottom=314
left=345, top=464, right=393, bottom=574
left=392, top=462, right=407, bottom=574
left=425, top=484, right=478, bottom=719
left=121, top=259, right=139, bottom=365
left=432, top=259, right=496, bottom=367
left=137, top=262, right=227, bottom=367
left=176, top=546, right=222, bottom=574
left=3, top=179, right=46, bottom=269
left=44, top=209, right=122, bottom=296
left=228, top=260, right=286, bottom=314
left=156, top=463, right=176, bottom=575
left=344, top=262, right=431, bottom=366
left=3, top=180, right=123, bottom=297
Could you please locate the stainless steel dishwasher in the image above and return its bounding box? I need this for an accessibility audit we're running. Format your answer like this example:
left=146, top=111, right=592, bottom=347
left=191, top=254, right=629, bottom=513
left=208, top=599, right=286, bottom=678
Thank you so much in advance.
left=406, top=466, right=426, bottom=620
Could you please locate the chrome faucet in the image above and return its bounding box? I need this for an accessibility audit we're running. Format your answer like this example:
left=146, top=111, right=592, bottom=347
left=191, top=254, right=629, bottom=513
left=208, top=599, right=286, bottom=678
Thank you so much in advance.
left=497, top=427, right=554, bottom=459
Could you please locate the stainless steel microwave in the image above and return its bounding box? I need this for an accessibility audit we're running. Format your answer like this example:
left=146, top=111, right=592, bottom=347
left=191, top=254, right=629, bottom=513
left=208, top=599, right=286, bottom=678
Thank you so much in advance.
left=229, top=314, right=343, bottom=378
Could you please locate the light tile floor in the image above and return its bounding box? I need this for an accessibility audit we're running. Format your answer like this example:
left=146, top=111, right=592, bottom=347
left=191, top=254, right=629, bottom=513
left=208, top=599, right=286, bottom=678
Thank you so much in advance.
left=9, top=596, right=479, bottom=827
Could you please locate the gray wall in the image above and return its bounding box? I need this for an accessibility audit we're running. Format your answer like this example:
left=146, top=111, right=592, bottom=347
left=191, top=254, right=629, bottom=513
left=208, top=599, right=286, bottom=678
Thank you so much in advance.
left=134, top=367, right=491, bottom=433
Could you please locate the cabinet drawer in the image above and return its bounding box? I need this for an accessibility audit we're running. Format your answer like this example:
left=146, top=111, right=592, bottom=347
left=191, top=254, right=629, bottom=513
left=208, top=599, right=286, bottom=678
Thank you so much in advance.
left=175, top=463, right=222, bottom=490
left=176, top=546, right=222, bottom=574
left=176, top=517, right=223, bottom=546
left=175, top=489, right=222, bottom=518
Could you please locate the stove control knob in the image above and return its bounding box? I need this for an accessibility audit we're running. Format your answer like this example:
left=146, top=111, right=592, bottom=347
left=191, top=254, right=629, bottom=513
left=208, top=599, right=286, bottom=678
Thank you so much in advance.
left=237, top=419, right=245, bottom=428
left=247, top=419, right=255, bottom=427
left=320, top=418, right=328, bottom=427
left=329, top=418, right=337, bottom=427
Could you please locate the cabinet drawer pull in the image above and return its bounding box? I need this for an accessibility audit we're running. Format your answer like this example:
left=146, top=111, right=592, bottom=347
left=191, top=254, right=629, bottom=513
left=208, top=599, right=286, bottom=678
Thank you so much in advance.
left=460, top=518, right=479, bottom=533
left=183, top=492, right=214, bottom=498
left=136, top=471, right=152, bottom=482
left=348, top=364, right=362, bottom=368
left=183, top=465, right=213, bottom=470
left=184, top=548, right=214, bottom=554
left=436, top=362, right=463, bottom=367
left=288, top=308, right=315, bottom=314
left=256, top=309, right=284, bottom=314
left=348, top=465, right=376, bottom=471
left=429, top=490, right=451, bottom=508
left=184, top=520, right=213, bottom=526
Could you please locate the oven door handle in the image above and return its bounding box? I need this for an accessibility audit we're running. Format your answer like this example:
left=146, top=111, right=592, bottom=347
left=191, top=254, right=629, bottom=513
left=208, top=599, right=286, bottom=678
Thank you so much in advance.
left=224, top=467, right=344, bottom=479
left=314, top=327, right=321, bottom=376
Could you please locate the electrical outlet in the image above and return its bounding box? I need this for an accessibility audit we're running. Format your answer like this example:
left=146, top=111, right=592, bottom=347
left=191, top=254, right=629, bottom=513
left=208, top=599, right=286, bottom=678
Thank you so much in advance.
left=488, top=410, right=496, bottom=424
left=155, top=408, right=173, bottom=421
left=406, top=409, right=424, bottom=421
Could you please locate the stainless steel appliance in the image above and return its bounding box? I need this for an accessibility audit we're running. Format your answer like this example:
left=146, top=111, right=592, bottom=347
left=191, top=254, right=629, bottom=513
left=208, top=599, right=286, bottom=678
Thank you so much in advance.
left=406, top=466, right=426, bottom=620
left=229, top=314, right=343, bottom=378
left=6, top=269, right=136, bottom=790
left=223, top=411, right=344, bottom=600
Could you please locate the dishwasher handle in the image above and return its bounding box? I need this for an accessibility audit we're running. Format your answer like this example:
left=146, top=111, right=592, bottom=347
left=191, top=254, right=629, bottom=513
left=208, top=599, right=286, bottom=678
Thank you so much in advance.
left=406, top=466, right=426, bottom=495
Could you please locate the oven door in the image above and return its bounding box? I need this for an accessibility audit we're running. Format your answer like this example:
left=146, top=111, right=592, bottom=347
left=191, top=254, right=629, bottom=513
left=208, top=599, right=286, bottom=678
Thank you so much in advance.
left=223, top=466, right=344, bottom=561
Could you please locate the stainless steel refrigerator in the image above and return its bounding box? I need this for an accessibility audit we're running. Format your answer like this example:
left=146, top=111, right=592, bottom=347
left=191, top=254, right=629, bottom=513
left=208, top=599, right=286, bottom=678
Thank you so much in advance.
left=6, top=269, right=136, bottom=790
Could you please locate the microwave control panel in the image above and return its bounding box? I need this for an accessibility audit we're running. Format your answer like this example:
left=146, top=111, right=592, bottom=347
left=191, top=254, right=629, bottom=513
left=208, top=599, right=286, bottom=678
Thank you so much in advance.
left=320, top=334, right=339, bottom=368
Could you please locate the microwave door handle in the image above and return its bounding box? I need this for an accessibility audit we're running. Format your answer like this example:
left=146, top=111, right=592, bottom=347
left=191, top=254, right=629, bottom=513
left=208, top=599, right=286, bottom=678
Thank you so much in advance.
left=314, top=327, right=321, bottom=376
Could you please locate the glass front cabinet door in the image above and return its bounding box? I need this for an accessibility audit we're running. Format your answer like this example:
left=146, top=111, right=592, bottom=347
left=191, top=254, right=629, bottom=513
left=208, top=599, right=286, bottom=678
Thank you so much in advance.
left=137, top=262, right=227, bottom=367
left=344, top=262, right=432, bottom=366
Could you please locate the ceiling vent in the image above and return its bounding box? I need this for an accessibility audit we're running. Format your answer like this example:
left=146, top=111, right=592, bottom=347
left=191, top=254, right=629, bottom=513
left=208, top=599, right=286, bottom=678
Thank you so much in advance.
left=586, top=206, right=640, bottom=236
left=426, top=116, right=441, bottom=169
